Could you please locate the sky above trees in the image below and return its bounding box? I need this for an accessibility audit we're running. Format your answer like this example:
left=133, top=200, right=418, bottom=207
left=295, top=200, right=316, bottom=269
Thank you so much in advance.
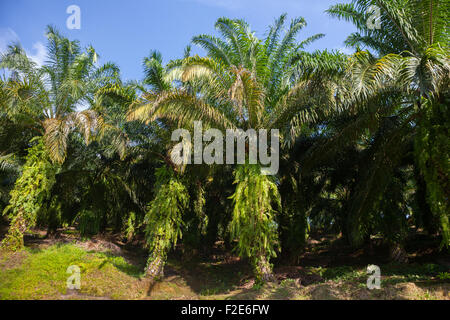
left=0, top=0, right=356, bottom=81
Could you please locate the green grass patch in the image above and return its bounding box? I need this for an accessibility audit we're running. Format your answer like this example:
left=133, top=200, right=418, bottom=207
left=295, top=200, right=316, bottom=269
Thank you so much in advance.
left=308, top=266, right=365, bottom=282
left=0, top=244, right=144, bottom=300
left=381, top=263, right=447, bottom=285
left=306, top=263, right=448, bottom=286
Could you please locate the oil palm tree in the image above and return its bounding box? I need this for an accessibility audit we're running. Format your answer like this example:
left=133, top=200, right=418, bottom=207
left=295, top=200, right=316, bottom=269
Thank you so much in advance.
left=129, top=15, right=334, bottom=281
left=312, top=0, right=450, bottom=250
left=0, top=26, right=116, bottom=249
left=104, top=49, right=192, bottom=279
left=0, top=26, right=110, bottom=164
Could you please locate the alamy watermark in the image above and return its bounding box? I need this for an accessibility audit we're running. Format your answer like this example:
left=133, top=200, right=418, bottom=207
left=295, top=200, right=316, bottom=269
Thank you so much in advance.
left=66, top=265, right=81, bottom=290
left=66, top=5, right=81, bottom=30
left=170, top=121, right=279, bottom=175
left=367, top=5, right=381, bottom=30
left=367, top=264, right=381, bottom=290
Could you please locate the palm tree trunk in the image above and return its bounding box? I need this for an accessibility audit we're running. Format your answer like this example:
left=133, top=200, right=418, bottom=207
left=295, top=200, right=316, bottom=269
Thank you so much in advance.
left=389, top=242, right=408, bottom=263
left=254, top=254, right=275, bottom=282
left=145, top=242, right=166, bottom=279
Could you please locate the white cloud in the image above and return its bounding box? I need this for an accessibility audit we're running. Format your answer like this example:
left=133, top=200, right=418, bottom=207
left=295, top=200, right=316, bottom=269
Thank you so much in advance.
left=28, top=42, right=47, bottom=67
left=336, top=47, right=354, bottom=55
left=0, top=28, right=20, bottom=53
left=0, top=27, right=47, bottom=67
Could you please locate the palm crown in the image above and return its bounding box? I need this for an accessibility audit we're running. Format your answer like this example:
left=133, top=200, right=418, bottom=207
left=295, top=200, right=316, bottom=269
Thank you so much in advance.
left=0, top=26, right=114, bottom=164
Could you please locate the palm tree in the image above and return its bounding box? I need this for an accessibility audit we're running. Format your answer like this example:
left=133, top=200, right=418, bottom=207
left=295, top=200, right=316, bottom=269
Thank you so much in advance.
left=129, top=15, right=333, bottom=281
left=100, top=49, right=193, bottom=279
left=0, top=26, right=115, bottom=249
left=312, top=0, right=450, bottom=250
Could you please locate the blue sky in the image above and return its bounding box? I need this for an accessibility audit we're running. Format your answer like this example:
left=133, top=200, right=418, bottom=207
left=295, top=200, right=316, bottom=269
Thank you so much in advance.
left=0, top=0, right=356, bottom=81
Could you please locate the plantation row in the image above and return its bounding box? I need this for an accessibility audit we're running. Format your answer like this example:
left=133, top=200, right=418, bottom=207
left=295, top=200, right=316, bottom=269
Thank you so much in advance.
left=0, top=0, right=449, bottom=282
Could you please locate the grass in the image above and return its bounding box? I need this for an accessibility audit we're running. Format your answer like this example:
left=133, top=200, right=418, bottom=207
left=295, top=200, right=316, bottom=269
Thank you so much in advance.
left=304, top=263, right=448, bottom=285
left=380, top=263, right=448, bottom=285
left=0, top=244, right=145, bottom=299
left=0, top=242, right=448, bottom=300
left=316, top=266, right=365, bottom=282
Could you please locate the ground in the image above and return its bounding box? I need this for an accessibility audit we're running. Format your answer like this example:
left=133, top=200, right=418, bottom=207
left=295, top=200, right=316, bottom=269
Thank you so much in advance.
left=0, top=226, right=448, bottom=300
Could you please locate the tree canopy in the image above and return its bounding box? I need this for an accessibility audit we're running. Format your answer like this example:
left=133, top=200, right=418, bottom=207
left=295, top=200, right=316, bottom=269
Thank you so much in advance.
left=1, top=1, right=448, bottom=282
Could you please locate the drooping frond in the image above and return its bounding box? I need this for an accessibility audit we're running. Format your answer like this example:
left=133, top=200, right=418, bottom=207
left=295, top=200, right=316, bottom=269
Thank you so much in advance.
left=229, top=66, right=264, bottom=128
left=0, top=154, right=20, bottom=173
left=43, top=110, right=105, bottom=164
left=129, top=89, right=237, bottom=130
left=327, top=0, right=421, bottom=55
